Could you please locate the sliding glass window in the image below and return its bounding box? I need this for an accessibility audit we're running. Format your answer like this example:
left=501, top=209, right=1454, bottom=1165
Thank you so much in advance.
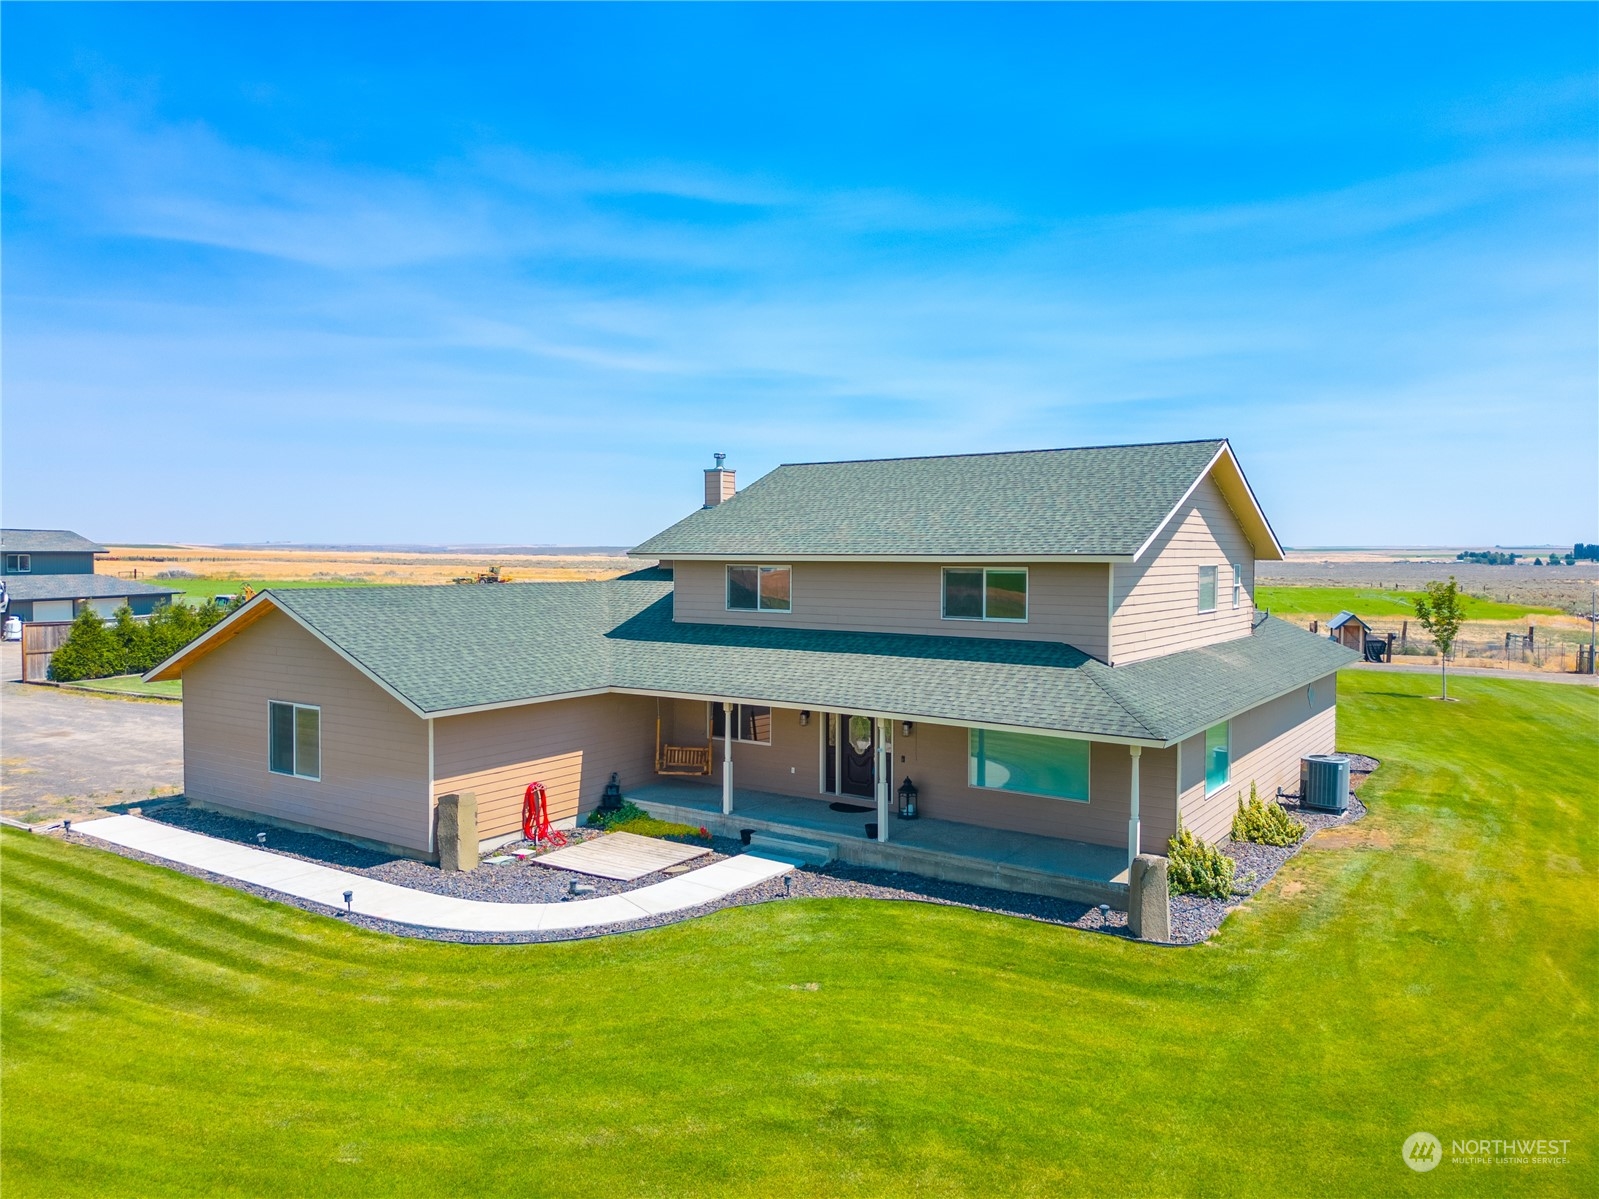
left=726, top=565, right=792, bottom=612
left=943, top=568, right=1028, bottom=622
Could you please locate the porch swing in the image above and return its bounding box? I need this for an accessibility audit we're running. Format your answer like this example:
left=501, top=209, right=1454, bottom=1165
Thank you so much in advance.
left=654, top=699, right=713, bottom=776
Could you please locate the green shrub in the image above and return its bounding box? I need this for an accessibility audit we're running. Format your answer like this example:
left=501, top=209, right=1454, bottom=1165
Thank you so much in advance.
left=1166, top=822, right=1237, bottom=898
left=46, top=606, right=122, bottom=682
left=611, top=816, right=711, bottom=843
left=1230, top=782, right=1306, bottom=847
left=47, top=597, right=232, bottom=682
left=586, top=800, right=648, bottom=830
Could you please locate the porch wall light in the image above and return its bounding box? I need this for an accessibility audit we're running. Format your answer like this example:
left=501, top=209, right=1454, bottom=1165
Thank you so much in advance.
left=799, top=710, right=811, bottom=726
left=901, top=721, right=914, bottom=736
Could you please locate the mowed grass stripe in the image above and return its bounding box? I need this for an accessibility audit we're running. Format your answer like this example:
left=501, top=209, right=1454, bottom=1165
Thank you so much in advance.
left=3, top=671, right=1595, bottom=1197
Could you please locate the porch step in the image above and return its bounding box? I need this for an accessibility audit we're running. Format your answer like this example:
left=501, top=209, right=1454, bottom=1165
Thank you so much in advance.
left=745, top=833, right=837, bottom=868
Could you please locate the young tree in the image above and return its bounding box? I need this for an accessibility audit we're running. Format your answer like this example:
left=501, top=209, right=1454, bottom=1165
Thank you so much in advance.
left=46, top=604, right=120, bottom=682
left=1413, top=577, right=1466, bottom=699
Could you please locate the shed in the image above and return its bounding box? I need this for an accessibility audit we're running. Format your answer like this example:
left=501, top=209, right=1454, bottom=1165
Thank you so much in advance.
left=1326, top=611, right=1372, bottom=651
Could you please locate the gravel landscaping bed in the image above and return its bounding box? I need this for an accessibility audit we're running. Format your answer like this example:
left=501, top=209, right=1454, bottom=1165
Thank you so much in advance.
left=57, top=755, right=1377, bottom=946
left=1168, top=753, right=1377, bottom=945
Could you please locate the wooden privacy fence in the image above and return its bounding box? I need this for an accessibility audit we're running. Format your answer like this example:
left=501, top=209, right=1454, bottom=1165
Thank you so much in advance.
left=21, top=622, right=74, bottom=682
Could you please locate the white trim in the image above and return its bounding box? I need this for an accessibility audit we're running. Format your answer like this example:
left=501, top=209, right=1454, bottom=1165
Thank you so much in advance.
left=426, top=717, right=436, bottom=854
left=1129, top=442, right=1284, bottom=564
left=268, top=700, right=322, bottom=782
left=940, top=565, right=1029, bottom=623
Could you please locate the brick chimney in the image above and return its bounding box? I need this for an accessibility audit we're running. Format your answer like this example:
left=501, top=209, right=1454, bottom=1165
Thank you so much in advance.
left=703, top=453, right=736, bottom=508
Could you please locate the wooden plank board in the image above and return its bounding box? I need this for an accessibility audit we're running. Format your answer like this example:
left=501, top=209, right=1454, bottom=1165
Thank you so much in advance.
left=534, top=830, right=711, bottom=881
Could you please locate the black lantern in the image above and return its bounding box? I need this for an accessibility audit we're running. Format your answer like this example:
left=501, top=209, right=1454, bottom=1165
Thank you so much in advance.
left=896, top=776, right=919, bottom=820
left=599, top=771, right=624, bottom=813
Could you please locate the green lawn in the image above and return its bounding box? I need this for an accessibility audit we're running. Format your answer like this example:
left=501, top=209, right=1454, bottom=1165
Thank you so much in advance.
left=155, top=576, right=385, bottom=602
left=1258, top=585, right=1561, bottom=620
left=2, top=672, right=1594, bottom=1197
left=59, top=674, right=182, bottom=700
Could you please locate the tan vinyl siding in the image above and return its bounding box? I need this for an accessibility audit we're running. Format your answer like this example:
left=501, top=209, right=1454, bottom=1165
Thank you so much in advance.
left=182, top=608, right=431, bottom=852
left=1110, top=473, right=1256, bottom=665
left=433, top=694, right=658, bottom=841
left=672, top=560, right=1112, bottom=660
left=1177, top=672, right=1339, bottom=844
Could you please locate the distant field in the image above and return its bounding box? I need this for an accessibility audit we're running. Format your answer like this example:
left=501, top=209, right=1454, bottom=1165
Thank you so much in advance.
left=156, top=577, right=382, bottom=602
left=1257, top=586, right=1562, bottom=620
left=101, top=544, right=634, bottom=587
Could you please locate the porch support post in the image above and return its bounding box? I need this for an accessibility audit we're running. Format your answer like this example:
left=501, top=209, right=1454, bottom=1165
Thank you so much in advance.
left=873, top=716, right=888, bottom=843
left=722, top=701, right=734, bottom=816
left=1128, top=745, right=1142, bottom=869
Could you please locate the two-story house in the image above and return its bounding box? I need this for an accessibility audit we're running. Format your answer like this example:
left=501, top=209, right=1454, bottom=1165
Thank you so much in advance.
left=2, top=529, right=179, bottom=623
left=150, top=441, right=1355, bottom=905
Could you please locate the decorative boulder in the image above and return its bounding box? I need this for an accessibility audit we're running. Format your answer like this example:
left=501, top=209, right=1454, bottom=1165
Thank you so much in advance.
left=1128, top=854, right=1171, bottom=943
left=436, top=792, right=478, bottom=873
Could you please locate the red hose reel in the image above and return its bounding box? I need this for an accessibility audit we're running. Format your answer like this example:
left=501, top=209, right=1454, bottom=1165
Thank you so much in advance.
left=522, top=781, right=567, bottom=847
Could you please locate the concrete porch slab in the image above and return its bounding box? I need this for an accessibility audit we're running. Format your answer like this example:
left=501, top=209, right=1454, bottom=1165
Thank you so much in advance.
left=625, top=780, right=1130, bottom=907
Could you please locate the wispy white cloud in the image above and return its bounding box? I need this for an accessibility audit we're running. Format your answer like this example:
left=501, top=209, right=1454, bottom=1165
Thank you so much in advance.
left=3, top=94, right=1593, bottom=543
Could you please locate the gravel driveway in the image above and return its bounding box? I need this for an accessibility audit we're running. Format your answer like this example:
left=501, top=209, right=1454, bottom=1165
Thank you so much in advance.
left=0, top=642, right=183, bottom=823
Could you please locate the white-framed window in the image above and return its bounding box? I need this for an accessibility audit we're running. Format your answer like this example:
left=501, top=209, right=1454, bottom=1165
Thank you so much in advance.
left=269, top=701, right=321, bottom=780
left=1232, top=562, right=1243, bottom=609
left=1198, top=565, right=1218, bottom=613
left=712, top=703, right=772, bottom=745
left=1204, top=722, right=1230, bottom=796
left=726, top=565, right=791, bottom=612
left=5, top=554, right=30, bottom=573
left=942, top=567, right=1028, bottom=622
left=968, top=728, right=1089, bottom=802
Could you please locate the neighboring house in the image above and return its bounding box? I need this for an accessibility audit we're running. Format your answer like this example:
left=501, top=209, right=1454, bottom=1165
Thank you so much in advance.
left=150, top=440, right=1356, bottom=904
left=1, top=529, right=180, bottom=622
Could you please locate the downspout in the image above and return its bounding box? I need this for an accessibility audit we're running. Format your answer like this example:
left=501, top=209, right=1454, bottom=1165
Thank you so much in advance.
left=1106, top=562, right=1115, bottom=667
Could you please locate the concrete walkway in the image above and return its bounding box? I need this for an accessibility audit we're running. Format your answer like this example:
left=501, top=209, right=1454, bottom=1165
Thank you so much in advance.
left=73, top=815, right=792, bottom=933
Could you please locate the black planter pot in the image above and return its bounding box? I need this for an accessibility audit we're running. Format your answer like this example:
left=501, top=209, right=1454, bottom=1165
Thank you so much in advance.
left=864, top=822, right=878, bottom=840
left=740, top=828, right=756, bottom=846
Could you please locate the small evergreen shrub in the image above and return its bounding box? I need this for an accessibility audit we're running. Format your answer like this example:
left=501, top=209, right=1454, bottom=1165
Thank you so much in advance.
left=1166, top=822, right=1237, bottom=898
left=46, top=606, right=122, bottom=682
left=1231, top=782, right=1306, bottom=847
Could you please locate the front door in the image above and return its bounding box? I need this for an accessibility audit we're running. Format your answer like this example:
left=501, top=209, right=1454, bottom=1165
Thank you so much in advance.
left=839, top=714, right=875, bottom=798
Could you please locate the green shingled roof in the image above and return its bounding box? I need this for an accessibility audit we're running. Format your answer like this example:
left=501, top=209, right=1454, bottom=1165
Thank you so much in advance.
left=261, top=575, right=1355, bottom=745
left=631, top=440, right=1228, bottom=559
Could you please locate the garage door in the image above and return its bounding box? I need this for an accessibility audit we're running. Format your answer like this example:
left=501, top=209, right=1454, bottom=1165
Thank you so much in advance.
left=89, top=597, right=123, bottom=619
left=33, top=600, right=73, bottom=622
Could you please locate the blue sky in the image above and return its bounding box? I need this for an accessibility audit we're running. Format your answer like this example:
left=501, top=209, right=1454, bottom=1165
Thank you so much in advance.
left=4, top=2, right=1595, bottom=547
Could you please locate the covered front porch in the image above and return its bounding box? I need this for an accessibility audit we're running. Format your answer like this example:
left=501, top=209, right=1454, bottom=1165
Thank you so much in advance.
left=625, top=777, right=1132, bottom=907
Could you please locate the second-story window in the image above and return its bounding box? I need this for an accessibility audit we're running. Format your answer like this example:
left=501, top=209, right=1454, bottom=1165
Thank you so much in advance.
left=5, top=554, right=30, bottom=573
left=1198, top=565, right=1218, bottom=613
left=1232, top=563, right=1243, bottom=609
left=726, top=565, right=791, bottom=612
left=943, top=568, right=1028, bottom=622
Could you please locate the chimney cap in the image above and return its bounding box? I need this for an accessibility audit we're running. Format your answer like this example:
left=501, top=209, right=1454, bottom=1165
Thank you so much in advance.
left=712, top=452, right=726, bottom=469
